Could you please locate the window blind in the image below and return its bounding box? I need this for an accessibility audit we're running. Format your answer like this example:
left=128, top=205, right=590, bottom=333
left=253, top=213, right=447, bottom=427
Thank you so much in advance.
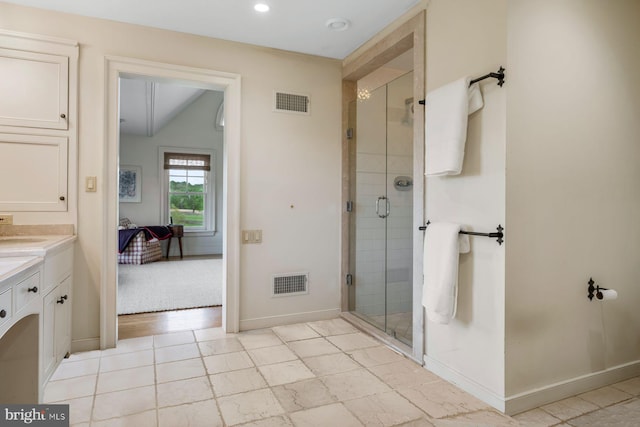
left=163, top=152, right=211, bottom=171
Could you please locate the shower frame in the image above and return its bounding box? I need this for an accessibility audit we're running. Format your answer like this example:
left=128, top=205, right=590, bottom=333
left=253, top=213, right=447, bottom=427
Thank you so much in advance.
left=340, top=11, right=425, bottom=362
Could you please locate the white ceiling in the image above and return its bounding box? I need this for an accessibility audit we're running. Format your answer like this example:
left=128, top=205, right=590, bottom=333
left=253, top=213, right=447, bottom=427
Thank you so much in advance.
left=3, top=0, right=422, bottom=59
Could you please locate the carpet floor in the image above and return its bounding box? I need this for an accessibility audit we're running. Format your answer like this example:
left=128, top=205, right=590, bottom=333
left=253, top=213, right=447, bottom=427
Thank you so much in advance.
left=117, top=258, right=222, bottom=315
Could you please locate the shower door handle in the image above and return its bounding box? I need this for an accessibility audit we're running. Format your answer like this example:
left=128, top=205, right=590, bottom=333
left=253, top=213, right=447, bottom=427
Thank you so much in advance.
left=376, top=196, right=390, bottom=218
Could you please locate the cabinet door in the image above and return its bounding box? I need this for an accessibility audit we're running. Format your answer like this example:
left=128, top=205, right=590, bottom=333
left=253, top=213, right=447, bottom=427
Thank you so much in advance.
left=0, top=133, right=68, bottom=212
left=54, top=276, right=71, bottom=362
left=0, top=48, right=69, bottom=130
left=42, top=288, right=57, bottom=381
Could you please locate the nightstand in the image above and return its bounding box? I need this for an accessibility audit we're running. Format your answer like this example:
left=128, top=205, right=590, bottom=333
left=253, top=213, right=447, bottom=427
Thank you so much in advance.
left=166, top=224, right=184, bottom=259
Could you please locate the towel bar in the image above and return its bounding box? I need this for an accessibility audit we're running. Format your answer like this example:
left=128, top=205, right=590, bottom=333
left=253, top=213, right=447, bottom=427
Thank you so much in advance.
left=419, top=221, right=504, bottom=245
left=418, top=66, right=506, bottom=105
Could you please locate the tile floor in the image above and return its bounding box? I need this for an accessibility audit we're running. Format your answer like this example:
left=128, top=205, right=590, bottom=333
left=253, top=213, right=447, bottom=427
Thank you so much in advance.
left=44, top=318, right=640, bottom=426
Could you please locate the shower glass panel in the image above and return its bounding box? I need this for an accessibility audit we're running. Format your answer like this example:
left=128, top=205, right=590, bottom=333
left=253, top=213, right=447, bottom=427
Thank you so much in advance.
left=349, top=71, right=414, bottom=346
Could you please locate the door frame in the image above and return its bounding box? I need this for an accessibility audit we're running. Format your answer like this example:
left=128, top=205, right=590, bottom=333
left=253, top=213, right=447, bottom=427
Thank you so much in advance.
left=341, top=11, right=425, bottom=361
left=102, top=56, right=241, bottom=349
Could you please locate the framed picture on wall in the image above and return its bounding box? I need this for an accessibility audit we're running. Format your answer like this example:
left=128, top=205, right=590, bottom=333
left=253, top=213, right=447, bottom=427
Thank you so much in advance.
left=119, top=165, right=142, bottom=203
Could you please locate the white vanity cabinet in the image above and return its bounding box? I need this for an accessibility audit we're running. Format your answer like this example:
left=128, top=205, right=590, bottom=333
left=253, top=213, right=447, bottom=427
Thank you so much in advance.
left=41, top=244, right=73, bottom=382
left=0, top=30, right=78, bottom=213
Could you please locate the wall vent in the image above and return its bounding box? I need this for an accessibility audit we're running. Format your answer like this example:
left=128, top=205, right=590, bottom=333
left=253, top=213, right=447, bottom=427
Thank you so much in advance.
left=272, top=272, right=309, bottom=297
left=274, top=91, right=310, bottom=115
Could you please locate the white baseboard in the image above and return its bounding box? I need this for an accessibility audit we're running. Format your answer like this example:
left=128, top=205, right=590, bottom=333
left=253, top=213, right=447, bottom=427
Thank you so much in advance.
left=424, top=354, right=640, bottom=416
left=71, top=337, right=100, bottom=354
left=239, top=308, right=341, bottom=331
left=505, top=360, right=640, bottom=415
left=423, top=354, right=506, bottom=412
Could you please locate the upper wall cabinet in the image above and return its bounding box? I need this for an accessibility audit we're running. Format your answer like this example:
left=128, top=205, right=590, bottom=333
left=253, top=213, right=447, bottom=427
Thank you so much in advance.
left=0, top=48, right=69, bottom=130
left=0, top=30, right=78, bottom=213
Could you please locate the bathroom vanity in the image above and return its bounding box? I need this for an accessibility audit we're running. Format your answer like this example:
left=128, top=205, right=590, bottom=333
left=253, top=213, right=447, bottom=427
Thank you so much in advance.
left=0, top=234, right=75, bottom=403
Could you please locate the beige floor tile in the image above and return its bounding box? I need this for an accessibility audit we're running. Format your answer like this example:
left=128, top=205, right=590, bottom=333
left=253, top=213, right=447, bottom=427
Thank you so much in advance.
left=50, top=358, right=100, bottom=381
left=154, top=330, right=195, bottom=347
left=158, top=399, right=224, bottom=427
left=395, top=418, right=435, bottom=426
left=612, top=377, right=640, bottom=396
left=248, top=344, right=298, bottom=366
left=272, top=323, right=320, bottom=342
left=156, top=357, right=206, bottom=383
left=347, top=345, right=405, bottom=367
left=326, top=332, right=380, bottom=351
left=578, top=385, right=633, bottom=408
left=513, top=408, right=562, bottom=427
left=198, top=337, right=244, bottom=356
left=259, top=360, right=315, bottom=386
left=203, top=350, right=254, bottom=375
left=432, top=410, right=519, bottom=426
left=302, top=352, right=361, bottom=376
left=320, top=368, right=391, bottom=401
left=63, top=396, right=93, bottom=425
left=367, top=360, right=440, bottom=389
left=568, top=398, right=640, bottom=426
left=272, top=378, right=337, bottom=412
left=43, top=375, right=97, bottom=402
left=92, top=409, right=156, bottom=427
left=100, top=349, right=154, bottom=373
left=96, top=365, right=154, bottom=394
left=397, top=380, right=489, bottom=419
left=92, top=385, right=156, bottom=421
left=157, top=376, right=214, bottom=407
left=101, top=336, right=153, bottom=356
left=154, top=342, right=200, bottom=364
left=344, top=391, right=425, bottom=426
left=306, top=318, right=358, bottom=336
left=217, top=388, right=285, bottom=425
left=194, top=327, right=228, bottom=342
left=289, top=403, right=363, bottom=427
left=540, top=396, right=599, bottom=421
left=239, top=415, right=294, bottom=426
left=237, top=330, right=284, bottom=349
left=210, top=367, right=268, bottom=397
left=287, top=337, right=341, bottom=358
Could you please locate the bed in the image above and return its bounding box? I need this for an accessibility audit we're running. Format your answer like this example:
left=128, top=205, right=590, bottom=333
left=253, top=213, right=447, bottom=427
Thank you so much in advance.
left=118, top=219, right=171, bottom=265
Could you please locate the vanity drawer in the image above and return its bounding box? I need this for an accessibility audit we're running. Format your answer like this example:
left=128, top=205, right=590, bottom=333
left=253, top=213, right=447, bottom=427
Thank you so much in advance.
left=15, top=271, right=40, bottom=313
left=0, top=287, right=12, bottom=327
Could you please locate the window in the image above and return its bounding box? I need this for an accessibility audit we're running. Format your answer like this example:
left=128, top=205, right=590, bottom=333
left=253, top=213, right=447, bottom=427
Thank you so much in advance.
left=162, top=150, right=214, bottom=232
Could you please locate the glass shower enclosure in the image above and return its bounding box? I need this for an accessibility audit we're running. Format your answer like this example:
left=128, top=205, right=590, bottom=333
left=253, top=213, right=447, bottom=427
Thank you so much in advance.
left=348, top=71, right=414, bottom=346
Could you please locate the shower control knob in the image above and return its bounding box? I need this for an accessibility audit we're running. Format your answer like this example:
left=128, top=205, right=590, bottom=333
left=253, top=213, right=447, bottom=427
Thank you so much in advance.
left=0, top=310, right=6, bottom=318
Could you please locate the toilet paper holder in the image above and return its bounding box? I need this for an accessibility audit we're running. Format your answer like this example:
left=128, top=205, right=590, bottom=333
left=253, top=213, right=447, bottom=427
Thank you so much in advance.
left=587, top=278, right=610, bottom=301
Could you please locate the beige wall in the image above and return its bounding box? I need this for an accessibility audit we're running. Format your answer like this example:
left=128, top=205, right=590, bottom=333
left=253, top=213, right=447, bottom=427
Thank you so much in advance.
left=0, top=2, right=342, bottom=346
left=506, top=0, right=640, bottom=397
left=424, top=0, right=507, bottom=401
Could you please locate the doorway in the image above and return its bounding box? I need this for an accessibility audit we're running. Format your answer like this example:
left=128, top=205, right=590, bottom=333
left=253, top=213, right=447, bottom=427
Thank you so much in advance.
left=103, top=56, right=241, bottom=349
left=116, top=77, right=225, bottom=338
left=349, top=70, right=415, bottom=346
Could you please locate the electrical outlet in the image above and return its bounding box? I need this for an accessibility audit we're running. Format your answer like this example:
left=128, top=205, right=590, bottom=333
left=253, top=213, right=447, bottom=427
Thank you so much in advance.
left=0, top=214, right=13, bottom=225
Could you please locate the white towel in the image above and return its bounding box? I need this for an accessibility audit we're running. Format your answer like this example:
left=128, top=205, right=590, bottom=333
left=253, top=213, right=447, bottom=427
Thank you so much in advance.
left=425, top=77, right=484, bottom=176
left=422, top=222, right=470, bottom=324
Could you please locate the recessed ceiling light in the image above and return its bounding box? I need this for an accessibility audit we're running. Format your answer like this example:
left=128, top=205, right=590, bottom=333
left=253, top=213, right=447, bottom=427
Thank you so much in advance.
left=254, top=3, right=270, bottom=12
left=326, top=18, right=350, bottom=32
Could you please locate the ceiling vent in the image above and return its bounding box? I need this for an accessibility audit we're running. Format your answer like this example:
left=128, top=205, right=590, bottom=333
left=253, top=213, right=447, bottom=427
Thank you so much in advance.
left=272, top=272, right=309, bottom=297
left=274, top=91, right=310, bottom=115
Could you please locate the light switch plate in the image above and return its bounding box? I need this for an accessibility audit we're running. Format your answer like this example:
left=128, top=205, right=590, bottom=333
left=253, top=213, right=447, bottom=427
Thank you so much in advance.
left=86, top=176, right=97, bottom=192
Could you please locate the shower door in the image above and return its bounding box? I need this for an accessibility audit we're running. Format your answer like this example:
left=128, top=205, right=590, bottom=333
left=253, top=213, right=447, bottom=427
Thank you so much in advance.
left=349, top=72, right=414, bottom=345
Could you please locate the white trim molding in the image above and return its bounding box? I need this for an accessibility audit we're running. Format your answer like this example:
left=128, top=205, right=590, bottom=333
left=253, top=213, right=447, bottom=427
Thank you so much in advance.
left=239, top=308, right=341, bottom=331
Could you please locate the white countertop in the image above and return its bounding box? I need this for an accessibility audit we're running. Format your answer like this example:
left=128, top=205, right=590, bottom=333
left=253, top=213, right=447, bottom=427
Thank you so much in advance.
left=0, top=235, right=76, bottom=257
left=0, top=255, right=42, bottom=282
